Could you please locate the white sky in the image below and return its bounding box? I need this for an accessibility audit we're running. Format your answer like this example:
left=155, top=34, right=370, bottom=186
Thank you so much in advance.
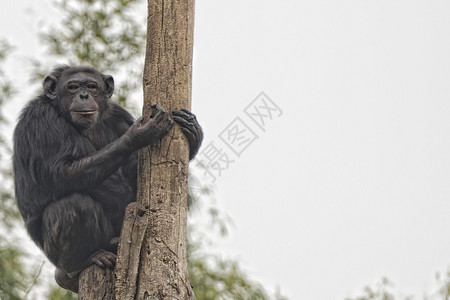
left=2, top=0, right=450, bottom=299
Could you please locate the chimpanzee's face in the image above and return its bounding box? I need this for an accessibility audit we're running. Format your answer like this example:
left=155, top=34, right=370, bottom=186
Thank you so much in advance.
left=44, top=67, right=114, bottom=129
left=61, top=71, right=103, bottom=128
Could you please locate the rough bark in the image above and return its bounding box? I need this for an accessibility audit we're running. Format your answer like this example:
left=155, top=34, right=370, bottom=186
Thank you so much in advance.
left=119, top=0, right=196, bottom=299
left=114, top=202, right=149, bottom=299
left=78, top=266, right=115, bottom=300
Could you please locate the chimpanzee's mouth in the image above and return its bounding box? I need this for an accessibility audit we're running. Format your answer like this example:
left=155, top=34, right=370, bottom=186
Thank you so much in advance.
left=72, top=110, right=97, bottom=115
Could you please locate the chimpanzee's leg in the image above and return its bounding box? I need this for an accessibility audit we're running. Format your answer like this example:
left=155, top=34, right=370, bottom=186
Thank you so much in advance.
left=41, top=194, right=116, bottom=292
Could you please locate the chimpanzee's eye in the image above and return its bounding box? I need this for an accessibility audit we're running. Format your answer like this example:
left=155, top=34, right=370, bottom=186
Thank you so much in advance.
left=87, top=82, right=98, bottom=93
left=67, top=83, right=80, bottom=94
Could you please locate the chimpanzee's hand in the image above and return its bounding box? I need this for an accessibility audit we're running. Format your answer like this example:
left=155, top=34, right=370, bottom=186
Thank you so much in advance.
left=88, top=249, right=117, bottom=269
left=126, top=104, right=173, bottom=150
left=172, top=109, right=203, bottom=160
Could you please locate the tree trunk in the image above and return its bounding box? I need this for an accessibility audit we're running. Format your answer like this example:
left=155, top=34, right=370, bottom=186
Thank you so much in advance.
left=78, top=266, right=115, bottom=300
left=114, top=203, right=149, bottom=300
left=116, top=0, right=196, bottom=299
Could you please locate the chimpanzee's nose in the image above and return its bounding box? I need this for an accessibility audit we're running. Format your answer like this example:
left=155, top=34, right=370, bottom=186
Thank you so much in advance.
left=80, top=90, right=89, bottom=99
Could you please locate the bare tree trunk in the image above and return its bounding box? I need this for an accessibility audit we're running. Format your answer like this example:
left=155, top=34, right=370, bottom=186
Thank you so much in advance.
left=114, top=203, right=149, bottom=300
left=78, top=266, right=114, bottom=300
left=116, top=0, right=196, bottom=299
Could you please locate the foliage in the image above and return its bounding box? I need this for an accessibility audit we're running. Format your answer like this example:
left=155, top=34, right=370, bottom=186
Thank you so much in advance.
left=0, top=245, right=28, bottom=300
left=188, top=250, right=269, bottom=299
left=33, top=0, right=146, bottom=108
left=186, top=182, right=268, bottom=299
left=432, top=270, right=450, bottom=300
left=0, top=40, right=19, bottom=229
left=0, top=39, right=32, bottom=300
left=47, top=287, right=78, bottom=300
left=345, top=278, right=397, bottom=300
left=345, top=273, right=450, bottom=300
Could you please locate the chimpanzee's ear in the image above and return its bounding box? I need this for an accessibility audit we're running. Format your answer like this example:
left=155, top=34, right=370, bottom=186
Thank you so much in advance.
left=103, top=75, right=114, bottom=99
left=43, top=75, right=58, bottom=100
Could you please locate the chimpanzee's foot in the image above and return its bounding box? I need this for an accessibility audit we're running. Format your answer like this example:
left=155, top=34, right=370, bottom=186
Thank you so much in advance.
left=55, top=268, right=79, bottom=293
left=89, top=249, right=117, bottom=269
left=54, top=243, right=118, bottom=293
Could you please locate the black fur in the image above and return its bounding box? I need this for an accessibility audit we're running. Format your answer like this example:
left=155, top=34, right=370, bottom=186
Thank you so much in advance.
left=13, top=65, right=202, bottom=292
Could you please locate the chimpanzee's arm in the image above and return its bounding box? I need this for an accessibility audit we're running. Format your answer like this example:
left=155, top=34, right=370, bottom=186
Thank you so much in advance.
left=122, top=152, right=138, bottom=193
left=68, top=108, right=202, bottom=191
left=63, top=134, right=137, bottom=189
left=57, top=105, right=172, bottom=192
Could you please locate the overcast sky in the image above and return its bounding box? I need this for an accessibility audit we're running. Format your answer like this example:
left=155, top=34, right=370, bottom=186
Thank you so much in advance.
left=2, top=0, right=450, bottom=299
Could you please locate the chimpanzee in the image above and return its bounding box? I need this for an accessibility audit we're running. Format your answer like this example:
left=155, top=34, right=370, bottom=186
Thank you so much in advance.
left=12, top=65, right=202, bottom=293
